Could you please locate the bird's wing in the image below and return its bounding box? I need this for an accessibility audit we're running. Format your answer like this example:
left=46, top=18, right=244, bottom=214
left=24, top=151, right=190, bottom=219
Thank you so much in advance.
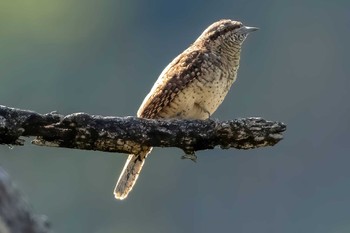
left=137, top=48, right=204, bottom=119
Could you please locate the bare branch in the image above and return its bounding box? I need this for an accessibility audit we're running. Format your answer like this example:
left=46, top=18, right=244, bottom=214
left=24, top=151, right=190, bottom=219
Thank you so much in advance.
left=0, top=167, right=51, bottom=233
left=0, top=105, right=286, bottom=155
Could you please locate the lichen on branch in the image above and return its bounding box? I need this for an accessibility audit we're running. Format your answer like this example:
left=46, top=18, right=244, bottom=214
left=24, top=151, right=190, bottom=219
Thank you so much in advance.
left=0, top=105, right=286, bottom=155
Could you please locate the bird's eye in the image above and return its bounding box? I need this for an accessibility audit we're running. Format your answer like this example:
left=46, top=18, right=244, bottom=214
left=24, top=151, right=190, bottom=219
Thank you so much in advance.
left=218, top=24, right=226, bottom=30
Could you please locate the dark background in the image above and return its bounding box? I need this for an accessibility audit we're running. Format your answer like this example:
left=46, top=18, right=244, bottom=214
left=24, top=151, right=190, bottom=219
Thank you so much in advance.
left=1, top=0, right=349, bottom=232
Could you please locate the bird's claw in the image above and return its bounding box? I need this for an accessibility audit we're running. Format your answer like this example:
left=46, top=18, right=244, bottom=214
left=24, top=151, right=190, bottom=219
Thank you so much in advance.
left=181, top=153, right=197, bottom=162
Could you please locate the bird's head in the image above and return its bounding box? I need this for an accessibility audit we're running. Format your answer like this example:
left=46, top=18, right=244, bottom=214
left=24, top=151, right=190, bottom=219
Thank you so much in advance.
left=196, top=19, right=258, bottom=50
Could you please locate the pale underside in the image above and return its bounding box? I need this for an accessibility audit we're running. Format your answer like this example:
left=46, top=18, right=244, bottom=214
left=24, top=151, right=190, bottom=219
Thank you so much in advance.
left=115, top=43, right=240, bottom=200
left=137, top=46, right=239, bottom=120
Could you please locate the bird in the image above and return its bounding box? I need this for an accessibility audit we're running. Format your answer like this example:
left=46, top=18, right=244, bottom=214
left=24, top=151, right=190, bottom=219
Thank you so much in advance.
left=114, top=19, right=258, bottom=200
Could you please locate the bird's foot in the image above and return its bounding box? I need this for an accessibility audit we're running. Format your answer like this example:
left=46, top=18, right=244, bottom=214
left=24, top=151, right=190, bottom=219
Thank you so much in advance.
left=206, top=111, right=211, bottom=119
left=181, top=152, right=197, bottom=162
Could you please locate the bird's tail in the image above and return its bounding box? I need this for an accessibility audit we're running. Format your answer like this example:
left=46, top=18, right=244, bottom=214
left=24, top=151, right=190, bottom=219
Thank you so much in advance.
left=114, top=148, right=152, bottom=200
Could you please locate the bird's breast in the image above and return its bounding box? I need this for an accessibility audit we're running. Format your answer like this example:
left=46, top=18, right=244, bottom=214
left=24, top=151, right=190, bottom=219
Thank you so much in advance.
left=157, top=67, right=237, bottom=120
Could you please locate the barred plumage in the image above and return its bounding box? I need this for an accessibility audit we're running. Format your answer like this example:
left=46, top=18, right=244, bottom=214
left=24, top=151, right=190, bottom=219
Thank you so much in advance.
left=114, top=19, right=258, bottom=200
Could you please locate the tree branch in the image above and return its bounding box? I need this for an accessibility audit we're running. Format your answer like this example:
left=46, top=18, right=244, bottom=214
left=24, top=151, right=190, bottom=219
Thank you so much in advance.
left=0, top=105, right=286, bottom=155
left=0, top=167, right=51, bottom=233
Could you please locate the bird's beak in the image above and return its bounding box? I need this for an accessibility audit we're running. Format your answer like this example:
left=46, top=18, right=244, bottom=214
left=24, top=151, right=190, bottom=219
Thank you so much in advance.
left=237, top=26, right=259, bottom=35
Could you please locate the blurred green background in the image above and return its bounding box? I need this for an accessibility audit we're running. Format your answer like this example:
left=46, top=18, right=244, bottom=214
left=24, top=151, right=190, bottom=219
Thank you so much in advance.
left=0, top=0, right=349, bottom=232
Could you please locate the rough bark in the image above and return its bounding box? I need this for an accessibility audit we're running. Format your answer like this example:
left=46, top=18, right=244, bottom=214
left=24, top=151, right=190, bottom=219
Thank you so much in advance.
left=0, top=104, right=286, bottom=231
left=0, top=105, right=286, bottom=155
